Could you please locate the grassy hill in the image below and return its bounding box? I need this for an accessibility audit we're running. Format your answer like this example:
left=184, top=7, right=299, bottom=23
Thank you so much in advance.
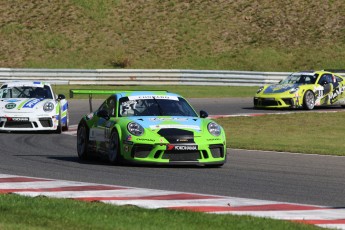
left=1, top=0, right=345, bottom=71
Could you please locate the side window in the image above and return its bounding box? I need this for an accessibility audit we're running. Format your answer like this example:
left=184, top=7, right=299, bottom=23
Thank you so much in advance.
left=107, top=97, right=116, bottom=117
left=327, top=75, right=333, bottom=83
left=43, top=85, right=53, bottom=99
left=98, top=96, right=117, bottom=117
left=336, top=76, right=343, bottom=82
left=98, top=101, right=108, bottom=112
left=318, top=74, right=332, bottom=85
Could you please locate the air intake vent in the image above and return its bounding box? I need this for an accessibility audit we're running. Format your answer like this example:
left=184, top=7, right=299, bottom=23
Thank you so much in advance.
left=157, top=128, right=194, bottom=143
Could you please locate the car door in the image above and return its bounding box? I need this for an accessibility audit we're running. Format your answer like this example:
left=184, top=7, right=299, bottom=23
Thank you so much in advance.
left=329, top=75, right=345, bottom=104
left=317, top=74, right=334, bottom=105
left=89, top=96, right=117, bottom=152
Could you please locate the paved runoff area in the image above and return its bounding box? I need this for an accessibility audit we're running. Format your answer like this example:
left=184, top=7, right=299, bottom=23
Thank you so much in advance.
left=1, top=174, right=345, bottom=229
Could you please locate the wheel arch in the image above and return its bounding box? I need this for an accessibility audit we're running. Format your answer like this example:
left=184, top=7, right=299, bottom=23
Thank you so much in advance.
left=302, top=89, right=316, bottom=110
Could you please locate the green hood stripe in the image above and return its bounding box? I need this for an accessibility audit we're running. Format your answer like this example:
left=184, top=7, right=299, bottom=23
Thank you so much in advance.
left=17, top=99, right=31, bottom=110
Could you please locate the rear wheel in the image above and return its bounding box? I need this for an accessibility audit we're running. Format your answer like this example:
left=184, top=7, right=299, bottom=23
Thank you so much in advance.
left=77, top=122, right=90, bottom=160
left=303, top=90, right=315, bottom=110
left=108, top=130, right=122, bottom=164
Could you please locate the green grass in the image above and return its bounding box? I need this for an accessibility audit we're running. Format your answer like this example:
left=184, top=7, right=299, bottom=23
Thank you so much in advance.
left=2, top=1, right=345, bottom=71
left=217, top=111, right=345, bottom=156
left=0, top=194, right=320, bottom=230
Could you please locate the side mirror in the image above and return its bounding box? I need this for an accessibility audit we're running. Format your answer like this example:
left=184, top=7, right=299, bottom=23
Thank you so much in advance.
left=57, top=94, right=66, bottom=100
left=200, top=110, right=208, bottom=118
left=97, top=109, right=110, bottom=120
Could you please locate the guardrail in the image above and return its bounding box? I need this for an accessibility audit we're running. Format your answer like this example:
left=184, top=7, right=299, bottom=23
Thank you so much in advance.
left=0, top=68, right=344, bottom=86
left=0, top=68, right=290, bottom=86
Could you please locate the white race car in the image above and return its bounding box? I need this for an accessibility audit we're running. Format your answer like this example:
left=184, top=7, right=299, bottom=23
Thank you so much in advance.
left=0, top=81, right=68, bottom=133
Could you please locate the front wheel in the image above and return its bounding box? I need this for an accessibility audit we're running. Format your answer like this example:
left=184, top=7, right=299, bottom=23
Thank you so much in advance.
left=62, top=111, right=69, bottom=131
left=77, top=122, right=90, bottom=160
left=303, top=90, right=315, bottom=110
left=56, top=109, right=62, bottom=134
left=108, top=130, right=122, bottom=164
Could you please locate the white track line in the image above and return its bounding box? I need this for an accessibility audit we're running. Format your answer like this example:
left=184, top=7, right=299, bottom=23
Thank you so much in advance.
left=0, top=174, right=345, bottom=229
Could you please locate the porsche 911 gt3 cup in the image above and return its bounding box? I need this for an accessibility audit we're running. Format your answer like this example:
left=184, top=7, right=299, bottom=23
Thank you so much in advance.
left=254, top=70, right=345, bottom=110
left=71, top=89, right=227, bottom=166
left=0, top=81, right=68, bottom=133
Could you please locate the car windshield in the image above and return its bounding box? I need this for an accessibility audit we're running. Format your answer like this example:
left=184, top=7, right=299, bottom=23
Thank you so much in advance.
left=280, top=73, right=317, bottom=85
left=119, top=96, right=198, bottom=117
left=0, top=86, right=53, bottom=99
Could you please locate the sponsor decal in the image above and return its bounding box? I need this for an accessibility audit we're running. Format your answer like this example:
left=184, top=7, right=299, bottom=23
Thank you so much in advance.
left=150, top=124, right=200, bottom=130
left=123, top=140, right=133, bottom=145
left=264, top=84, right=296, bottom=94
left=137, top=138, right=155, bottom=142
left=5, top=103, right=16, bottom=109
left=149, top=117, right=188, bottom=121
left=128, top=95, right=179, bottom=101
left=166, top=144, right=198, bottom=151
left=331, top=85, right=345, bottom=103
left=23, top=98, right=42, bottom=109
left=176, top=138, right=189, bottom=142
left=206, top=138, right=221, bottom=141
left=4, top=99, right=20, bottom=103
left=11, top=117, right=29, bottom=122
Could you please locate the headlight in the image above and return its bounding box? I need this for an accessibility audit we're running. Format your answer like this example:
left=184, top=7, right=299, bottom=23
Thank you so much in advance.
left=256, top=86, right=264, bottom=94
left=208, top=122, right=221, bottom=136
left=127, top=122, right=144, bottom=136
left=289, top=87, right=299, bottom=94
left=43, top=102, right=54, bottom=112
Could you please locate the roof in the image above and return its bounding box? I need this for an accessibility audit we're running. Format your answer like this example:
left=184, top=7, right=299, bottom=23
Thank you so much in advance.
left=2, top=81, right=49, bottom=88
left=69, top=89, right=173, bottom=98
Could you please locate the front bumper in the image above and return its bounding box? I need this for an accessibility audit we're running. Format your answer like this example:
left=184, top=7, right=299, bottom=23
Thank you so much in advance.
left=253, top=96, right=301, bottom=108
left=0, top=115, right=59, bottom=131
left=122, top=142, right=227, bottom=165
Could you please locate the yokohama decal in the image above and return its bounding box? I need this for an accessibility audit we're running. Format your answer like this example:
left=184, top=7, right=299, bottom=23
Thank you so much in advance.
left=166, top=145, right=198, bottom=151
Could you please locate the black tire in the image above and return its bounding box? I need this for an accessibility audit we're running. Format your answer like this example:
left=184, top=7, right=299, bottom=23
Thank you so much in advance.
left=303, top=90, right=315, bottom=110
left=77, top=122, right=90, bottom=160
left=56, top=118, right=62, bottom=134
left=108, top=130, right=122, bottom=164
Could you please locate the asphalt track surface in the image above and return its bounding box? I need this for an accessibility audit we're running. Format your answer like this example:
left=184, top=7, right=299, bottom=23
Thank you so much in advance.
left=1, top=98, right=345, bottom=207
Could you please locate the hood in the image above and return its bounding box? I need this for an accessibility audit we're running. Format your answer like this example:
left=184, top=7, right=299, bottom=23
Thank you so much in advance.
left=133, top=116, right=204, bottom=133
left=263, top=84, right=299, bottom=94
left=0, top=98, right=51, bottom=113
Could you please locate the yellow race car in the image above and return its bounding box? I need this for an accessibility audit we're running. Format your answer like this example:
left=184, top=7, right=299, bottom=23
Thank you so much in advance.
left=254, top=70, right=345, bottom=110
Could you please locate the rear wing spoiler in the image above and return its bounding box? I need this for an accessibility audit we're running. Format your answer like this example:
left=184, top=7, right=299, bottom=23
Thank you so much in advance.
left=70, top=89, right=127, bottom=112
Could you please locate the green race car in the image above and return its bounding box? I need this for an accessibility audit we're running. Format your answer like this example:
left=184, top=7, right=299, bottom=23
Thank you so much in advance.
left=70, top=90, right=227, bottom=167
left=254, top=70, right=345, bottom=109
